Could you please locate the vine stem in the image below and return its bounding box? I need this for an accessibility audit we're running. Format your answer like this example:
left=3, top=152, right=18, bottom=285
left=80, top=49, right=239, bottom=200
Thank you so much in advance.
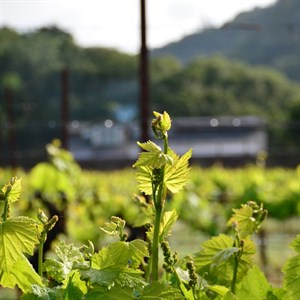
left=231, top=253, right=239, bottom=294
left=231, top=233, right=243, bottom=294
left=38, top=232, right=46, bottom=277
left=151, top=205, right=163, bottom=281
left=2, top=199, right=9, bottom=221
left=2, top=189, right=10, bottom=221
left=150, top=133, right=168, bottom=282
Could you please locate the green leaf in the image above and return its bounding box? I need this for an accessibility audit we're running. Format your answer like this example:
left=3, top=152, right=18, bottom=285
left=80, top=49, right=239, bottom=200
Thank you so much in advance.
left=164, top=148, right=192, bottom=193
left=86, top=240, right=148, bottom=289
left=146, top=210, right=178, bottom=242
left=140, top=282, right=184, bottom=299
left=92, top=240, right=149, bottom=269
left=21, top=285, right=61, bottom=300
left=44, top=241, right=88, bottom=282
left=1, top=177, right=22, bottom=203
left=208, top=284, right=233, bottom=297
left=137, top=140, right=162, bottom=153
left=135, top=166, right=153, bottom=195
left=290, top=234, right=300, bottom=253
left=84, top=285, right=133, bottom=300
left=82, top=267, right=145, bottom=288
left=283, top=235, right=300, bottom=300
left=227, top=205, right=256, bottom=239
left=194, top=234, right=255, bottom=286
left=133, top=141, right=173, bottom=168
left=160, top=210, right=178, bottom=242
left=62, top=271, right=87, bottom=300
left=100, top=221, right=119, bottom=236
left=153, top=111, right=172, bottom=132
left=100, top=216, right=126, bottom=238
left=227, top=202, right=267, bottom=239
left=82, top=268, right=120, bottom=286
left=236, top=265, right=273, bottom=300
left=0, top=255, right=43, bottom=293
left=134, top=146, right=191, bottom=195
left=0, top=216, right=40, bottom=271
left=210, top=247, right=239, bottom=268
left=272, top=288, right=289, bottom=299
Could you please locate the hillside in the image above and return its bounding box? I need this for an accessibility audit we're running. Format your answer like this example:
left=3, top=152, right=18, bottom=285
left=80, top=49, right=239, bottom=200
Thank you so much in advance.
left=151, top=0, right=300, bottom=82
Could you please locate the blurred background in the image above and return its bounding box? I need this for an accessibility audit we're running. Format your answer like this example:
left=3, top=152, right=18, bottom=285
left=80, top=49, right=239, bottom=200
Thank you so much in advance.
left=0, top=0, right=299, bottom=168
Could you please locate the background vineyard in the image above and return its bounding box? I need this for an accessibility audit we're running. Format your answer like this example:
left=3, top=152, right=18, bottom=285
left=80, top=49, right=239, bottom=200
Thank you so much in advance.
left=1, top=158, right=299, bottom=298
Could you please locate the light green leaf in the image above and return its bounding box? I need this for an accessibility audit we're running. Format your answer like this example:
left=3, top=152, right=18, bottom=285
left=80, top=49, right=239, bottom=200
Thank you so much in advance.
left=0, top=216, right=40, bottom=271
left=0, top=255, right=43, bottom=293
left=236, top=265, right=273, bottom=300
left=211, top=247, right=239, bottom=268
left=132, top=195, right=154, bottom=227
left=44, top=241, right=88, bottom=282
left=146, top=210, right=178, bottom=242
left=140, top=282, right=184, bottom=299
left=21, top=285, right=62, bottom=300
left=135, top=166, right=153, bottom=195
left=43, top=259, right=66, bottom=283
left=164, top=148, right=192, bottom=193
left=100, top=221, right=119, bottom=236
left=159, top=210, right=178, bottom=242
left=82, top=267, right=145, bottom=288
left=137, top=140, right=162, bottom=153
left=92, top=240, right=149, bottom=269
left=153, top=111, right=172, bottom=132
left=84, top=285, right=133, bottom=300
left=133, top=141, right=173, bottom=168
left=283, top=235, right=300, bottom=300
left=87, top=240, right=148, bottom=289
left=290, top=234, right=300, bottom=253
left=62, top=271, right=87, bottom=300
left=227, top=202, right=267, bottom=239
left=272, top=288, right=288, bottom=299
left=2, top=177, right=22, bottom=203
left=208, top=284, right=232, bottom=297
left=227, top=205, right=256, bottom=239
left=194, top=234, right=255, bottom=285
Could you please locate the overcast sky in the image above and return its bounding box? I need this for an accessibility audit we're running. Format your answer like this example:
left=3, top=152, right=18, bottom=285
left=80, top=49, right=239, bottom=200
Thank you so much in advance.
left=1, top=0, right=277, bottom=54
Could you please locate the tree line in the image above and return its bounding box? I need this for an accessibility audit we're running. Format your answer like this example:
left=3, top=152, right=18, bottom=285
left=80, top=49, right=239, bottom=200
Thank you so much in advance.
left=0, top=26, right=299, bottom=166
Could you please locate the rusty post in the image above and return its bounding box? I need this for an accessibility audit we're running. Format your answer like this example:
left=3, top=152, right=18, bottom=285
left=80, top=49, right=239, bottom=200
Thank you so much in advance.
left=139, top=0, right=150, bottom=142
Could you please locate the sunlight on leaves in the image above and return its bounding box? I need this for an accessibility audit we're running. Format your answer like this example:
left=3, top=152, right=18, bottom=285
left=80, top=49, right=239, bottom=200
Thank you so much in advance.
left=0, top=217, right=40, bottom=271
left=1, top=177, right=22, bottom=203
left=164, top=148, right=192, bottom=193
left=283, top=235, right=300, bottom=300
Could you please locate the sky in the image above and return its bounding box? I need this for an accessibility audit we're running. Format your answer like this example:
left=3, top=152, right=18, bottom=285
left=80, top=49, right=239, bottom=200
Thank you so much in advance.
left=1, top=0, right=277, bottom=54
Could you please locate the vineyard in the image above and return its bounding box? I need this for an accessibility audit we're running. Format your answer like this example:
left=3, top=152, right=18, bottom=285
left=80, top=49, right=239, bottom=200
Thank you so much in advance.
left=0, top=112, right=299, bottom=299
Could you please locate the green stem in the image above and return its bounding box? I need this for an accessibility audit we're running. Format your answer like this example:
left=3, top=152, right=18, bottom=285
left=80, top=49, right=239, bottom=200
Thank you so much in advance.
left=151, top=204, right=163, bottom=281
left=38, top=232, right=46, bottom=277
left=150, top=133, right=169, bottom=282
left=231, top=234, right=242, bottom=294
left=231, top=253, right=239, bottom=294
left=2, top=200, right=9, bottom=222
left=2, top=190, right=10, bottom=221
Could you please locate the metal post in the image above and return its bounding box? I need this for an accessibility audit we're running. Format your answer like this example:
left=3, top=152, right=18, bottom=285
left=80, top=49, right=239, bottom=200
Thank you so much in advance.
left=61, top=68, right=69, bottom=149
left=139, top=0, right=150, bottom=142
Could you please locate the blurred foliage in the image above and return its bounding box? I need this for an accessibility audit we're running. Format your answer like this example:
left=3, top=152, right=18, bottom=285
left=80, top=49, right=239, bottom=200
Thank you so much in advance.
left=151, top=56, right=300, bottom=123
left=0, top=160, right=299, bottom=248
